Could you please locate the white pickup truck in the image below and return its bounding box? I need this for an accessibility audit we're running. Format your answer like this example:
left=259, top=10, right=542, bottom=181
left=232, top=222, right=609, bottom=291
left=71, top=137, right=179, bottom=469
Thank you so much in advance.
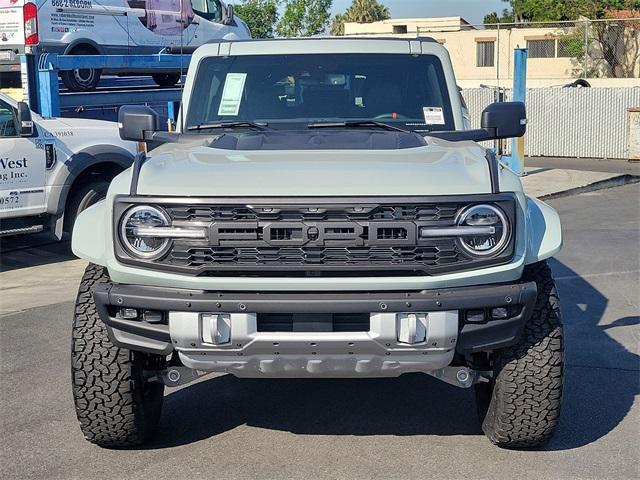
left=0, top=92, right=138, bottom=238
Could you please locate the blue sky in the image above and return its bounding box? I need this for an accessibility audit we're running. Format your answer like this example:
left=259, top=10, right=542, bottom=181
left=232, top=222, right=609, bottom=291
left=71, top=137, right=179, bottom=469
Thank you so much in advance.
left=330, top=0, right=508, bottom=25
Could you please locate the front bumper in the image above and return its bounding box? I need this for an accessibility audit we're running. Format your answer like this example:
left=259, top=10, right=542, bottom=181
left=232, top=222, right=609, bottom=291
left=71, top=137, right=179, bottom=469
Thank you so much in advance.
left=93, top=281, right=536, bottom=378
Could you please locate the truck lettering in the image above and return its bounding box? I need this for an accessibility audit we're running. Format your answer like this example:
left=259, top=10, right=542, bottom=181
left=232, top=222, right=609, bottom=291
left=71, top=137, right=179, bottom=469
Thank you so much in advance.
left=0, top=157, right=28, bottom=169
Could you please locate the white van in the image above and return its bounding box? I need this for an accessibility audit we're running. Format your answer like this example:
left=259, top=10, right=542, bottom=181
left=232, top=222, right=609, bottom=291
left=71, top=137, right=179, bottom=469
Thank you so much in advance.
left=0, top=0, right=250, bottom=91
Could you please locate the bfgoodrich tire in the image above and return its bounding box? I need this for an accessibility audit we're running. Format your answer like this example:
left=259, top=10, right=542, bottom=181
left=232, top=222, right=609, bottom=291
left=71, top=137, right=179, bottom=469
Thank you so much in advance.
left=71, top=263, right=165, bottom=448
left=475, top=261, right=564, bottom=449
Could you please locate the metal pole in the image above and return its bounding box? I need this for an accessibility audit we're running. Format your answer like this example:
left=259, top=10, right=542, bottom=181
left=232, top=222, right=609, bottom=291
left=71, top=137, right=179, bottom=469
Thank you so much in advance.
left=504, top=48, right=527, bottom=175
left=583, top=20, right=589, bottom=78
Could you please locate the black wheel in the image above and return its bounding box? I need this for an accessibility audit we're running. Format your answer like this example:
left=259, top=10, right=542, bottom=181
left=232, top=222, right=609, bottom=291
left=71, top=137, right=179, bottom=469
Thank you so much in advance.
left=475, top=261, right=564, bottom=449
left=71, top=263, right=165, bottom=448
left=64, top=179, right=109, bottom=235
left=152, top=73, right=180, bottom=87
left=60, top=47, right=101, bottom=91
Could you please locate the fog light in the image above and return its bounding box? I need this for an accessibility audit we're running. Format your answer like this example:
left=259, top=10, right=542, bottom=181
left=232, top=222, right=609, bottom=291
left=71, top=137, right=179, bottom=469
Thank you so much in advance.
left=119, top=308, right=139, bottom=320
left=466, top=309, right=485, bottom=323
left=143, top=310, right=164, bottom=323
left=201, top=313, right=231, bottom=345
left=491, top=307, right=509, bottom=319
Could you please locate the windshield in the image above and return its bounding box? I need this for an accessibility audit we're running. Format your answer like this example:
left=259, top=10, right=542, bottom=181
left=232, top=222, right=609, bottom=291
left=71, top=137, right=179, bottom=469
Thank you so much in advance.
left=185, top=53, right=455, bottom=133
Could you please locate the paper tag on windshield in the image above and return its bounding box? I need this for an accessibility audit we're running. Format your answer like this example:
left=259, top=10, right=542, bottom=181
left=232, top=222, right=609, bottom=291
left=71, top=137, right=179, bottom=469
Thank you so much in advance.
left=423, top=107, right=445, bottom=125
left=218, top=73, right=247, bottom=116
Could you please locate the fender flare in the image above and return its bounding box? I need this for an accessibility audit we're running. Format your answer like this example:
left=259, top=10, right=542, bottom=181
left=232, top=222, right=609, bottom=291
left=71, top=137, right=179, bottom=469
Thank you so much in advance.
left=71, top=199, right=109, bottom=265
left=524, top=196, right=563, bottom=264
left=49, top=145, right=134, bottom=237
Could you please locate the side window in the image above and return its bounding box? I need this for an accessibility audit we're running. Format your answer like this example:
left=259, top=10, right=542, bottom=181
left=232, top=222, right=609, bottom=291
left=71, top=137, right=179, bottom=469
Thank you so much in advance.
left=527, top=39, right=556, bottom=58
left=0, top=99, right=18, bottom=137
left=191, top=0, right=222, bottom=22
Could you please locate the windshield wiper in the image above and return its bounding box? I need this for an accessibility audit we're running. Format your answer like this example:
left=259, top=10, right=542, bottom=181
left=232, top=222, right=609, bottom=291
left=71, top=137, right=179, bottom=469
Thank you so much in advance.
left=187, top=121, right=269, bottom=131
left=308, top=120, right=408, bottom=133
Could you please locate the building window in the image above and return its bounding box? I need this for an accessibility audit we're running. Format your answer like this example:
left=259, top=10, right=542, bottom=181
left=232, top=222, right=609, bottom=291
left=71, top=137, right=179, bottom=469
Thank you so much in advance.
left=476, top=41, right=495, bottom=67
left=393, top=25, right=408, bottom=34
left=527, top=39, right=556, bottom=58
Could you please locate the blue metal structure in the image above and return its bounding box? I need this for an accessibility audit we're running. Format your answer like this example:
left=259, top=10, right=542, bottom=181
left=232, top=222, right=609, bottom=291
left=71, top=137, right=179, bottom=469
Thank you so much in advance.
left=502, top=48, right=528, bottom=175
left=21, top=53, right=190, bottom=119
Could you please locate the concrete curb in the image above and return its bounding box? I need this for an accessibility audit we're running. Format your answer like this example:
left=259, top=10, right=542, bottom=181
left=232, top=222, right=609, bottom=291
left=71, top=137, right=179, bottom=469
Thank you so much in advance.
left=540, top=174, right=640, bottom=200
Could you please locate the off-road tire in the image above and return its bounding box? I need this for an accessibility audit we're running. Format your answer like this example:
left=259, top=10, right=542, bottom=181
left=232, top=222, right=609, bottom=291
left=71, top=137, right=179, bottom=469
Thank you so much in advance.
left=71, top=263, right=165, bottom=448
left=152, top=73, right=180, bottom=87
left=475, top=261, right=564, bottom=449
left=64, top=179, right=109, bottom=234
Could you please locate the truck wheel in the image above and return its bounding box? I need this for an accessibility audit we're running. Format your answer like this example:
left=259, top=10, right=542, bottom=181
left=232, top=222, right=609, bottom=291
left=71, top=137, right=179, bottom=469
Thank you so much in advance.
left=71, top=263, right=165, bottom=448
left=475, top=261, right=564, bottom=449
left=152, top=73, right=180, bottom=87
left=60, top=48, right=102, bottom=91
left=64, top=179, right=109, bottom=234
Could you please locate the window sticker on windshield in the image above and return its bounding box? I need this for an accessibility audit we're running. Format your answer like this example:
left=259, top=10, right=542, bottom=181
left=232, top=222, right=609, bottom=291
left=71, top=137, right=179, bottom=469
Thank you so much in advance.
left=218, top=73, right=247, bottom=116
left=423, top=107, right=445, bottom=125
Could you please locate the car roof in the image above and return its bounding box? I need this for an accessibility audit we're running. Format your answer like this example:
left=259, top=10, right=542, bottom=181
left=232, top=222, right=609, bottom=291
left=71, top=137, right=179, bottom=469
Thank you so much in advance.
left=196, top=36, right=444, bottom=59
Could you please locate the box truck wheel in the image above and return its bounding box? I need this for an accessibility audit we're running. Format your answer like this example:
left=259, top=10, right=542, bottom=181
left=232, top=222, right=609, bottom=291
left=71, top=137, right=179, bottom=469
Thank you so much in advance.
left=152, top=73, right=181, bottom=87
left=64, top=179, right=109, bottom=234
left=61, top=47, right=102, bottom=92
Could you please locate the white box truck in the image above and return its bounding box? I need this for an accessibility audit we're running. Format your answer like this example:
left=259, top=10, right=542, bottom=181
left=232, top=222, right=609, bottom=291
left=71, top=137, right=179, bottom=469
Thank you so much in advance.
left=0, top=0, right=250, bottom=90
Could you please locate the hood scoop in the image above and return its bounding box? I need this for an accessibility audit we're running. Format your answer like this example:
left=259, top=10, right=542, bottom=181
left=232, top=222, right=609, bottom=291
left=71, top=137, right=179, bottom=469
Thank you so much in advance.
left=210, top=130, right=427, bottom=151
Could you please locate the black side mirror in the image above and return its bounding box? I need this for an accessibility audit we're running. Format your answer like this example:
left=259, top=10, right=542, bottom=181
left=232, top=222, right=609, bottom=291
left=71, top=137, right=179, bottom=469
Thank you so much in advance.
left=223, top=4, right=234, bottom=25
left=118, top=105, right=160, bottom=142
left=480, top=101, right=527, bottom=139
left=428, top=101, right=526, bottom=143
left=16, top=101, right=33, bottom=136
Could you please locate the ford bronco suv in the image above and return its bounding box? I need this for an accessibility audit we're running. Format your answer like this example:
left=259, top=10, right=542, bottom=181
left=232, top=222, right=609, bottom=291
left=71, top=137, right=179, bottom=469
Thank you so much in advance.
left=71, top=38, right=563, bottom=449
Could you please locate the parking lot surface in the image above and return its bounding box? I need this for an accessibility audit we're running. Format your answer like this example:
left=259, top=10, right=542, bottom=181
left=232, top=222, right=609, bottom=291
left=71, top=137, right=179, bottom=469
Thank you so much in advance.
left=1, top=183, right=639, bottom=480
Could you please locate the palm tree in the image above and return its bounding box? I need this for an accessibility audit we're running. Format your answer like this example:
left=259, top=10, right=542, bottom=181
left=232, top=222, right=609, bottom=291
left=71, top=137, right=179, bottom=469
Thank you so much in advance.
left=331, top=0, right=391, bottom=36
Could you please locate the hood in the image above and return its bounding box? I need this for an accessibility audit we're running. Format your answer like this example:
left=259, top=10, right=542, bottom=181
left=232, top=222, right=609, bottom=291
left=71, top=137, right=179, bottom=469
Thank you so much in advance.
left=136, top=138, right=492, bottom=197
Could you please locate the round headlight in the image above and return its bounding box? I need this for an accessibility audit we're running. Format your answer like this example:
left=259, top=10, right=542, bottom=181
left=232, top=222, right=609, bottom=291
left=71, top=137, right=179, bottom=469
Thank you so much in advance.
left=120, top=205, right=171, bottom=259
left=456, top=204, right=509, bottom=256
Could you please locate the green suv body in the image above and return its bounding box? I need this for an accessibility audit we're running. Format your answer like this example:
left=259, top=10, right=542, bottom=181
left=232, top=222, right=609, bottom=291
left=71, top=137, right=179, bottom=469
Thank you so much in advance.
left=71, top=38, right=564, bottom=449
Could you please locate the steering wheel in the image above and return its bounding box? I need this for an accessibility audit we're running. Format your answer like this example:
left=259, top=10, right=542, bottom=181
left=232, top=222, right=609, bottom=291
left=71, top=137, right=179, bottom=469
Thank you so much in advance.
left=373, top=113, right=409, bottom=120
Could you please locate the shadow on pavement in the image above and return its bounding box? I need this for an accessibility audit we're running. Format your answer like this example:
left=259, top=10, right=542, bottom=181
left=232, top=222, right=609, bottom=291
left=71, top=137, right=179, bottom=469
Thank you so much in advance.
left=0, top=234, right=75, bottom=272
left=546, top=259, right=639, bottom=451
left=141, top=260, right=638, bottom=451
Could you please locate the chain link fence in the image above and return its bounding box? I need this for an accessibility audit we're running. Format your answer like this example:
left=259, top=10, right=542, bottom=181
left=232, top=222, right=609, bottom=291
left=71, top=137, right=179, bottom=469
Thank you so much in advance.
left=477, top=19, right=640, bottom=80
left=413, top=18, right=640, bottom=81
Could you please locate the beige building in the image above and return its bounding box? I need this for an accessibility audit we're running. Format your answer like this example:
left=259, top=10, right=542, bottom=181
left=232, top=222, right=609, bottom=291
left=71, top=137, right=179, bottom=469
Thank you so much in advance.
left=343, top=17, right=640, bottom=88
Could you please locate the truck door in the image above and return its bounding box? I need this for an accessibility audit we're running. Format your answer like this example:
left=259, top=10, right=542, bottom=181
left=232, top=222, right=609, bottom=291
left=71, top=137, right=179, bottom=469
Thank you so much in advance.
left=189, top=0, right=226, bottom=45
left=0, top=98, right=46, bottom=218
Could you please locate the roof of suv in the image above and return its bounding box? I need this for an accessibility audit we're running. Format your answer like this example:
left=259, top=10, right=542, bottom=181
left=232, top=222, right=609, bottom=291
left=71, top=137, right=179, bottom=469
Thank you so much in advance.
left=194, top=36, right=444, bottom=58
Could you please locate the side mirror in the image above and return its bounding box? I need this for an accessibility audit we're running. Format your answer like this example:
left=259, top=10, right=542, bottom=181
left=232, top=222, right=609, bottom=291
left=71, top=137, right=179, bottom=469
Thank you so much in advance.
left=480, top=101, right=527, bottom=139
left=223, top=4, right=234, bottom=25
left=16, top=102, right=33, bottom=136
left=118, top=105, right=160, bottom=142
left=428, top=101, right=526, bottom=143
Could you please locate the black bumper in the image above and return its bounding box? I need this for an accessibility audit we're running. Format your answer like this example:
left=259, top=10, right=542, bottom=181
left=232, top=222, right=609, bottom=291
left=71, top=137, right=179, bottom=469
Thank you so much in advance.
left=93, top=281, right=537, bottom=355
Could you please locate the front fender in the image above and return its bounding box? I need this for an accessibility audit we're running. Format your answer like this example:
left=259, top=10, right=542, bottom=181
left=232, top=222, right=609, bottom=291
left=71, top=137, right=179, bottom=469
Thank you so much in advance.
left=525, top=196, right=562, bottom=264
left=71, top=199, right=109, bottom=266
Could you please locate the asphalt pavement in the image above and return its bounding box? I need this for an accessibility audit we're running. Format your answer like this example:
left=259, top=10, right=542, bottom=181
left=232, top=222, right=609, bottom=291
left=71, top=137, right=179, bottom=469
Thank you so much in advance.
left=1, top=183, right=639, bottom=480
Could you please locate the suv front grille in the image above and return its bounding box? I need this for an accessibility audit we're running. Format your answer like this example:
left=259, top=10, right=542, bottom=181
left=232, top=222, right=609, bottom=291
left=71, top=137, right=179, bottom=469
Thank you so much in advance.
left=114, top=196, right=516, bottom=277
